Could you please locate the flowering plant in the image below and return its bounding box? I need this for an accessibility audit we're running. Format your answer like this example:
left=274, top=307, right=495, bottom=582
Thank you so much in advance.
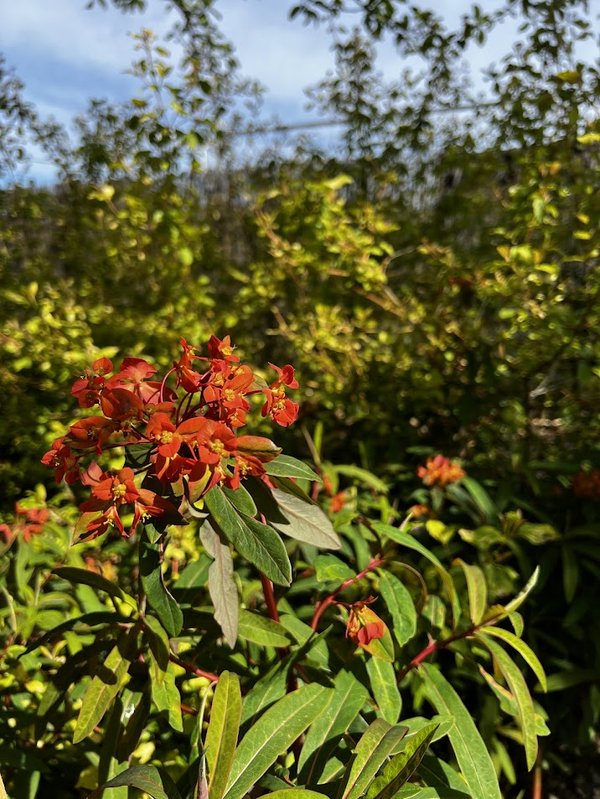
left=42, top=336, right=300, bottom=541
left=41, top=336, right=340, bottom=646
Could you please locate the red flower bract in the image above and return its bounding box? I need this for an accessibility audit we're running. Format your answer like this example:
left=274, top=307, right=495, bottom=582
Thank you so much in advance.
left=41, top=336, right=300, bottom=540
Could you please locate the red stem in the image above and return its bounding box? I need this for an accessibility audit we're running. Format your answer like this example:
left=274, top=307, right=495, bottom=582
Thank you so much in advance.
left=260, top=573, right=280, bottom=623
left=311, top=556, right=385, bottom=631
left=169, top=653, right=219, bottom=684
left=397, top=619, right=494, bottom=683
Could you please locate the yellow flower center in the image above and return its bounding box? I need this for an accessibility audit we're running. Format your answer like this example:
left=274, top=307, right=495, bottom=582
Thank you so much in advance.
left=224, top=389, right=235, bottom=401
left=159, top=431, right=174, bottom=444
left=112, top=483, right=127, bottom=499
left=209, top=440, right=225, bottom=456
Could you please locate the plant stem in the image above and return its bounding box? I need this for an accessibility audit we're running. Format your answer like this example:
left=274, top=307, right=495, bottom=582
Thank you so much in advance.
left=311, top=555, right=385, bottom=631
left=169, top=653, right=218, bottom=684
left=260, top=573, right=280, bottom=622
left=397, top=616, right=501, bottom=683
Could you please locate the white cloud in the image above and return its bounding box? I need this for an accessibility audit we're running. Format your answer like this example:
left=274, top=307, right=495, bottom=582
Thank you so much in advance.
left=2, top=0, right=172, bottom=77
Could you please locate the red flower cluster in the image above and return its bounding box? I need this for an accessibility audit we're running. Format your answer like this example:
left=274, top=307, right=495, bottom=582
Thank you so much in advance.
left=417, top=455, right=465, bottom=488
left=0, top=503, right=50, bottom=543
left=42, top=336, right=300, bottom=540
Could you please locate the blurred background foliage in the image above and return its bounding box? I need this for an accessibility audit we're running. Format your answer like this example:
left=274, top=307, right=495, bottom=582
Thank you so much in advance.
left=1, top=0, right=599, bottom=793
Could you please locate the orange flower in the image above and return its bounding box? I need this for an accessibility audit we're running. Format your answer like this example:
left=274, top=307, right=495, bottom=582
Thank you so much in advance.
left=330, top=491, right=347, bottom=513
left=418, top=455, right=465, bottom=488
left=347, top=605, right=385, bottom=645
left=408, top=503, right=431, bottom=519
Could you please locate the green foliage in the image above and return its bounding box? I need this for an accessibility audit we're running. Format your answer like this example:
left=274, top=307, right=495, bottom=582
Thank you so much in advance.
left=1, top=0, right=599, bottom=794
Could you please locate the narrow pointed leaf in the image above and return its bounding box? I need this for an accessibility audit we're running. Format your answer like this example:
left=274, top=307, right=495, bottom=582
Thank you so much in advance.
left=140, top=532, right=183, bottom=637
left=419, top=664, right=501, bottom=799
left=299, top=670, right=369, bottom=782
left=332, top=465, right=389, bottom=494
left=378, top=570, right=417, bottom=646
left=240, top=663, right=289, bottom=725
left=504, top=567, right=539, bottom=615
left=265, top=455, right=321, bottom=482
left=222, top=485, right=257, bottom=517
left=479, top=626, right=546, bottom=691
left=278, top=615, right=329, bottom=667
left=342, top=719, right=408, bottom=799
left=270, top=488, right=341, bottom=549
left=392, top=788, right=470, bottom=798
left=237, top=609, right=291, bottom=648
left=205, top=487, right=291, bottom=585
left=476, top=634, right=538, bottom=770
left=53, top=567, right=135, bottom=607
left=73, top=629, right=136, bottom=743
left=314, top=554, right=355, bottom=584
left=261, top=792, right=329, bottom=799
left=201, top=522, right=239, bottom=646
left=365, top=723, right=438, bottom=799
left=460, top=478, right=498, bottom=523
left=206, top=671, right=242, bottom=799
left=366, top=657, right=402, bottom=723
left=456, top=559, right=487, bottom=625
left=223, top=684, right=331, bottom=799
left=373, top=524, right=460, bottom=626
left=150, top=660, right=183, bottom=732
left=97, top=765, right=180, bottom=799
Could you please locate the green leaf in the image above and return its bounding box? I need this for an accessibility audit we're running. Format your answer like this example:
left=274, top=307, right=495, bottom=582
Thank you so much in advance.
left=562, top=545, right=579, bottom=602
left=237, top=609, right=292, bottom=648
left=73, top=628, right=136, bottom=744
left=333, top=465, right=389, bottom=493
left=278, top=615, right=329, bottom=667
left=460, top=478, right=498, bottom=523
left=314, top=554, right=355, bottom=583
left=378, top=570, right=417, bottom=647
left=365, top=723, right=438, bottom=799
left=150, top=660, right=183, bottom=732
left=23, top=611, right=122, bottom=653
left=544, top=668, right=600, bottom=692
left=52, top=567, right=135, bottom=607
left=265, top=455, right=321, bottom=482
left=366, top=657, right=402, bottom=723
left=298, top=669, right=369, bottom=782
left=206, top=671, right=242, bottom=799
left=419, top=664, right=501, bottom=799
left=97, top=765, right=180, bottom=799
left=373, top=524, right=460, bottom=626
left=143, top=613, right=170, bottom=672
left=417, top=753, right=472, bottom=794
left=175, top=556, right=210, bottom=590
left=240, top=663, right=289, bottom=725
left=223, top=485, right=257, bottom=517
left=392, top=787, right=470, bottom=798
left=140, top=531, right=183, bottom=637
left=205, top=487, right=292, bottom=586
left=270, top=488, right=342, bottom=550
left=476, top=634, right=538, bottom=770
left=341, top=719, right=408, bottom=799
left=504, top=567, right=539, bottom=615
left=261, top=792, right=329, bottom=799
left=478, top=626, right=546, bottom=691
left=223, top=683, right=331, bottom=799
left=201, top=522, right=239, bottom=647
left=456, top=559, right=487, bottom=625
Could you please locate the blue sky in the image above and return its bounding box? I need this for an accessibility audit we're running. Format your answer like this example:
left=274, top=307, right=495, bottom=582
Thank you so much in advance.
left=2, top=0, right=597, bottom=182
